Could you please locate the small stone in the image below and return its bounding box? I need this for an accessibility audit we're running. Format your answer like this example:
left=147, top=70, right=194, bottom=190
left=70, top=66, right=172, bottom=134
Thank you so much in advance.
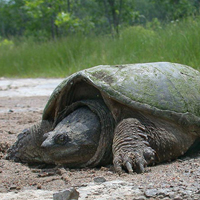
left=144, top=189, right=158, bottom=197
left=38, top=172, right=55, bottom=177
left=16, top=186, right=21, bottom=190
left=93, top=177, right=107, bottom=183
left=38, top=172, right=49, bottom=177
left=193, top=194, right=200, bottom=200
left=9, top=185, right=17, bottom=190
left=157, top=188, right=170, bottom=196
left=31, top=169, right=41, bottom=173
left=100, top=166, right=108, bottom=171
left=134, top=196, right=146, bottom=200
left=173, top=196, right=182, bottom=200
left=37, top=184, right=42, bottom=189
left=195, top=189, right=200, bottom=194
left=8, top=131, right=14, bottom=134
left=53, top=188, right=79, bottom=200
left=168, top=191, right=175, bottom=198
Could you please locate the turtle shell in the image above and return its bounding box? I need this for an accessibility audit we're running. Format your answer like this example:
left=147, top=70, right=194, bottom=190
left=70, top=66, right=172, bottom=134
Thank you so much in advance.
left=43, top=62, right=200, bottom=133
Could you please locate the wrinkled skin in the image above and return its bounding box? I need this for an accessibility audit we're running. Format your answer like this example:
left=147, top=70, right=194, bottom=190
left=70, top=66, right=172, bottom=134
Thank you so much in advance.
left=41, top=106, right=101, bottom=167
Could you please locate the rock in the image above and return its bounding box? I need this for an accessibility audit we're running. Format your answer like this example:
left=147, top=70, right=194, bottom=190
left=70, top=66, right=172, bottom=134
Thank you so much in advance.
left=8, top=131, right=14, bottom=134
left=0, top=190, right=54, bottom=200
left=134, top=196, right=147, bottom=200
left=93, top=177, right=107, bottom=183
left=193, top=194, right=200, bottom=200
left=37, top=184, right=42, bottom=189
left=53, top=188, right=79, bottom=200
left=168, top=191, right=176, bottom=198
left=173, top=196, right=182, bottom=200
left=9, top=185, right=17, bottom=190
left=144, top=189, right=158, bottom=197
left=157, top=188, right=170, bottom=196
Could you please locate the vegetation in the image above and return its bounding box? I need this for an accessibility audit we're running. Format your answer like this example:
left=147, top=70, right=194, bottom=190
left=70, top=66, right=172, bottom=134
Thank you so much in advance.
left=0, top=0, right=200, bottom=77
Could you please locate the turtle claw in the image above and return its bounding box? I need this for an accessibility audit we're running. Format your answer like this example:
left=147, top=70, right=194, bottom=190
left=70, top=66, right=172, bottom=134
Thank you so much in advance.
left=113, top=153, right=134, bottom=174
left=113, top=158, right=123, bottom=175
left=125, top=162, right=134, bottom=174
left=113, top=151, right=149, bottom=174
left=137, top=163, right=145, bottom=174
left=134, top=155, right=146, bottom=173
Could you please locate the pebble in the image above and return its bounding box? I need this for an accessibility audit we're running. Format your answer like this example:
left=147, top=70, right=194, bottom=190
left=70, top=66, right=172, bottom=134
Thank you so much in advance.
left=53, top=188, right=79, bottom=200
left=9, top=185, right=17, bottom=190
left=8, top=131, right=14, bottom=134
left=37, top=184, right=42, bottom=189
left=134, top=196, right=146, bottom=200
left=93, top=177, right=107, bottom=183
left=144, top=189, right=158, bottom=197
left=173, top=196, right=182, bottom=200
left=168, top=191, right=175, bottom=198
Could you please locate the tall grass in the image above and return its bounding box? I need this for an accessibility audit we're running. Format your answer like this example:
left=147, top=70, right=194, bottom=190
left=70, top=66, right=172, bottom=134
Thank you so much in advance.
left=0, top=17, right=200, bottom=78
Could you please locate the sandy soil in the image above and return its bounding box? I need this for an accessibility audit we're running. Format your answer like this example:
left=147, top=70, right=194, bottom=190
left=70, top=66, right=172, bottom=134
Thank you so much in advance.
left=0, top=79, right=200, bottom=200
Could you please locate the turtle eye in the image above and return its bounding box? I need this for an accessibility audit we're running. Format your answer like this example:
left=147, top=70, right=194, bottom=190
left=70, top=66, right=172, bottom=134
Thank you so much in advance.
left=54, top=134, right=70, bottom=145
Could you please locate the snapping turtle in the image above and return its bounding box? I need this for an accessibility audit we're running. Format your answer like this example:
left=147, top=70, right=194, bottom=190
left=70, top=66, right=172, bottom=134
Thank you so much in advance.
left=8, top=62, right=200, bottom=174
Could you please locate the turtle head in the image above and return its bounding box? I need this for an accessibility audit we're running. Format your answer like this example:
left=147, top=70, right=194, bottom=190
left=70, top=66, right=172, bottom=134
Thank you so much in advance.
left=41, top=106, right=101, bottom=167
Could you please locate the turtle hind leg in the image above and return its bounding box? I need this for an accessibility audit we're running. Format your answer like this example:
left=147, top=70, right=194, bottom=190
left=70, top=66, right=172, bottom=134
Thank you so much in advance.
left=112, top=117, right=197, bottom=174
left=7, top=120, right=52, bottom=163
left=112, top=118, right=156, bottom=174
left=146, top=116, right=197, bottom=163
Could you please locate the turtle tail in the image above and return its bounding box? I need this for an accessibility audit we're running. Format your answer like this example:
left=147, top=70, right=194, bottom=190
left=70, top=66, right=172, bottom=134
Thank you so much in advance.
left=7, top=120, right=52, bottom=163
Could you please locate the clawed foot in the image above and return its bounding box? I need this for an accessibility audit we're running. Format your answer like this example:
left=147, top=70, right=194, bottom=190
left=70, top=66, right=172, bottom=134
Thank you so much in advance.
left=112, top=118, right=156, bottom=174
left=113, top=147, right=155, bottom=174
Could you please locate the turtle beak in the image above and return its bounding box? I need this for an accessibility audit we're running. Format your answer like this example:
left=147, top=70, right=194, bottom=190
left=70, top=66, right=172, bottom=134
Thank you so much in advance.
left=41, top=131, right=55, bottom=148
left=43, top=132, right=50, bottom=140
left=41, top=138, right=54, bottom=148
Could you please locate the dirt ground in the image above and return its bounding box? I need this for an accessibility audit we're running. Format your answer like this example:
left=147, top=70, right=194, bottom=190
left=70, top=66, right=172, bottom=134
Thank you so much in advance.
left=0, top=94, right=200, bottom=199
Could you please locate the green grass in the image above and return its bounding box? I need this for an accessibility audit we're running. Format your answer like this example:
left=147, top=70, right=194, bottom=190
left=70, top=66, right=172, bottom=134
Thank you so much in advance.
left=1, top=17, right=200, bottom=77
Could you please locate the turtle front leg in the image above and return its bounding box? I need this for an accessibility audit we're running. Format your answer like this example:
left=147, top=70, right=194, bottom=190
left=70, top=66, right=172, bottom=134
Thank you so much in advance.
left=112, top=118, right=156, bottom=174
